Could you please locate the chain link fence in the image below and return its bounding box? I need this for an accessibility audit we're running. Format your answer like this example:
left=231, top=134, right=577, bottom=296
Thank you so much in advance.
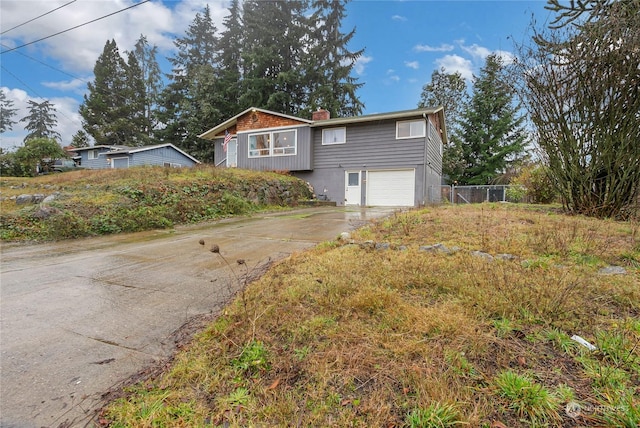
left=441, top=185, right=526, bottom=204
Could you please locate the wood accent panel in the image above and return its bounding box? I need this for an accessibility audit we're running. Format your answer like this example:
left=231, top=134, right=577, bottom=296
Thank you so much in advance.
left=237, top=110, right=305, bottom=132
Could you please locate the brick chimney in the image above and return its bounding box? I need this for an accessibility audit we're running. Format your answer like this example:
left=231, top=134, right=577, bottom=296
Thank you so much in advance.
left=312, top=108, right=330, bottom=121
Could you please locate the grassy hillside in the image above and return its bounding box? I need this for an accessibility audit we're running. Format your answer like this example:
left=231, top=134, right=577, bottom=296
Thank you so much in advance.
left=0, top=166, right=312, bottom=242
left=102, top=204, right=639, bottom=427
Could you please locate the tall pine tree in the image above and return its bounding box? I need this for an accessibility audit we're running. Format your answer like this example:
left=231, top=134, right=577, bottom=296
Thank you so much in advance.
left=133, top=35, right=163, bottom=140
left=79, top=39, right=147, bottom=146
left=215, top=0, right=244, bottom=117
left=240, top=0, right=309, bottom=115
left=455, top=54, right=527, bottom=185
left=124, top=50, right=149, bottom=146
left=304, top=0, right=365, bottom=118
left=157, top=5, right=221, bottom=160
left=0, top=90, right=18, bottom=133
left=418, top=68, right=468, bottom=181
left=20, top=100, right=61, bottom=142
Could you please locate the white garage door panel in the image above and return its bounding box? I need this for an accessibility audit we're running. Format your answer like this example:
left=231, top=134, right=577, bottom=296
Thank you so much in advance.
left=367, top=169, right=415, bottom=206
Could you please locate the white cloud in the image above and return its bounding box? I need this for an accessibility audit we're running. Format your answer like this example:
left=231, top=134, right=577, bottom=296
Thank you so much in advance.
left=384, top=69, right=399, bottom=84
left=354, top=55, right=373, bottom=75
left=435, top=55, right=474, bottom=80
left=1, top=86, right=82, bottom=150
left=392, top=15, right=407, bottom=22
left=461, top=43, right=491, bottom=60
left=0, top=0, right=230, bottom=73
left=405, top=61, right=419, bottom=70
left=414, top=43, right=454, bottom=53
left=494, top=50, right=516, bottom=65
left=42, top=78, right=90, bottom=95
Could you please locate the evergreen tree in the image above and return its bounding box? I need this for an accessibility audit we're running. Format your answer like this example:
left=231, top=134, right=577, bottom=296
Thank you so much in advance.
left=79, top=39, right=127, bottom=146
left=216, top=0, right=244, bottom=116
left=124, top=50, right=149, bottom=146
left=455, top=54, right=527, bottom=185
left=240, top=0, right=309, bottom=115
left=304, top=0, right=365, bottom=118
left=157, top=5, right=220, bottom=160
left=71, top=129, right=90, bottom=148
left=418, top=68, right=468, bottom=181
left=0, top=90, right=18, bottom=133
left=133, top=35, right=163, bottom=140
left=20, top=100, right=61, bottom=142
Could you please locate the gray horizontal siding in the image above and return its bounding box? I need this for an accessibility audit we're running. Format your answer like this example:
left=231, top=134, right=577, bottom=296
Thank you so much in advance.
left=214, top=126, right=312, bottom=171
left=78, top=149, right=110, bottom=169
left=312, top=121, right=425, bottom=170
left=128, top=147, right=197, bottom=167
left=426, top=121, right=443, bottom=178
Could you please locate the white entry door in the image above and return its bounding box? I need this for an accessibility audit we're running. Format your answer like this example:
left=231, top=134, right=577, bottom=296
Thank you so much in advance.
left=344, top=171, right=361, bottom=205
left=226, top=139, right=237, bottom=167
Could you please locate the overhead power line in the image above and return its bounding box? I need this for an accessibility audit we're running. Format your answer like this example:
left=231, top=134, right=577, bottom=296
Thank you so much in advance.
left=1, top=65, right=44, bottom=98
left=1, top=64, right=82, bottom=127
left=0, top=0, right=151, bottom=54
left=1, top=0, right=77, bottom=35
left=0, top=42, right=85, bottom=82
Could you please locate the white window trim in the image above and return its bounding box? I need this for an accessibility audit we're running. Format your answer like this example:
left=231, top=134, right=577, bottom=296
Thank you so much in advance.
left=322, top=127, right=346, bottom=145
left=396, top=119, right=426, bottom=140
left=248, top=129, right=297, bottom=158
left=88, top=149, right=98, bottom=160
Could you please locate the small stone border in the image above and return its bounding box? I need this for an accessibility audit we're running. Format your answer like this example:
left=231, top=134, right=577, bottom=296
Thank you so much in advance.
left=337, top=232, right=629, bottom=276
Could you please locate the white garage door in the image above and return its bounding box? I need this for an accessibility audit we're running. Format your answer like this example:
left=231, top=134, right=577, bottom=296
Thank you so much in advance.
left=367, top=169, right=415, bottom=206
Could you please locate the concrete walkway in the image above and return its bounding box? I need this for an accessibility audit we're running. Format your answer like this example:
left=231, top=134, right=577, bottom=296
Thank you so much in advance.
left=0, top=206, right=395, bottom=428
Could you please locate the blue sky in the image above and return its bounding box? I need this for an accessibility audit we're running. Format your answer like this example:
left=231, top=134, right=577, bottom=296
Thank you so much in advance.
left=0, top=0, right=552, bottom=150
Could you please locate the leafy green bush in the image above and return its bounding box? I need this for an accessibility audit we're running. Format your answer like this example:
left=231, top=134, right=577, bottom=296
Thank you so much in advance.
left=0, top=167, right=313, bottom=241
left=510, top=164, right=557, bottom=204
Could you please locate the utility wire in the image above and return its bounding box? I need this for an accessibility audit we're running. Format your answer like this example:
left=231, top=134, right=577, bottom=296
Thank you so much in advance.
left=1, top=65, right=44, bottom=99
left=1, top=0, right=77, bottom=35
left=1, top=64, right=82, bottom=127
left=0, top=0, right=151, bottom=54
left=0, top=42, right=86, bottom=82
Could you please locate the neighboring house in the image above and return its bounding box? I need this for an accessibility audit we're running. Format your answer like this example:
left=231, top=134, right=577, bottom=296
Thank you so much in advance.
left=199, top=107, right=446, bottom=207
left=69, top=143, right=200, bottom=169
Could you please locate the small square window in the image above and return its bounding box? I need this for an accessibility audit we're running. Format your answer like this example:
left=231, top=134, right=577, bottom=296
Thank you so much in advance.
left=249, top=133, right=271, bottom=157
left=348, top=172, right=359, bottom=186
left=322, top=127, right=346, bottom=145
left=396, top=120, right=426, bottom=139
left=88, top=150, right=98, bottom=160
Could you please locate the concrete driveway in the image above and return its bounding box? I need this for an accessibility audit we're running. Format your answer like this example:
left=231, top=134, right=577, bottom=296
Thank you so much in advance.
left=0, top=206, right=395, bottom=428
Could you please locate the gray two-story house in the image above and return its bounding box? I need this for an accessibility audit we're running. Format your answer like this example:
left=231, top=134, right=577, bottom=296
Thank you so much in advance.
left=199, top=107, right=446, bottom=207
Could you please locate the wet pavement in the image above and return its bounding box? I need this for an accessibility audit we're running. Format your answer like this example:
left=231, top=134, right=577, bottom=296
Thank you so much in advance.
left=0, top=206, right=396, bottom=428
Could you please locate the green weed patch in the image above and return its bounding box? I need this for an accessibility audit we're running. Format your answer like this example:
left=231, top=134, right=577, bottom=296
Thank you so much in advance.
left=0, top=166, right=312, bottom=241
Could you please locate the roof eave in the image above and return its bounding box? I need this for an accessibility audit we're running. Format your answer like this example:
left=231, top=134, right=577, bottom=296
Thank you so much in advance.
left=198, top=107, right=313, bottom=140
left=309, top=107, right=444, bottom=127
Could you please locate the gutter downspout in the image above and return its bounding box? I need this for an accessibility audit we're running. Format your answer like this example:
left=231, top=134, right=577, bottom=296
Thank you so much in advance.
left=422, top=112, right=429, bottom=205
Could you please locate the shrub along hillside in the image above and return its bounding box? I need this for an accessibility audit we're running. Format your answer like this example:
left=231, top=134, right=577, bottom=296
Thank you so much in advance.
left=103, top=204, right=639, bottom=427
left=0, top=166, right=313, bottom=241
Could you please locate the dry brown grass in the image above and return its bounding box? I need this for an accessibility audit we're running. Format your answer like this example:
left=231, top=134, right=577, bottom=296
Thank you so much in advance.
left=103, top=204, right=639, bottom=427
